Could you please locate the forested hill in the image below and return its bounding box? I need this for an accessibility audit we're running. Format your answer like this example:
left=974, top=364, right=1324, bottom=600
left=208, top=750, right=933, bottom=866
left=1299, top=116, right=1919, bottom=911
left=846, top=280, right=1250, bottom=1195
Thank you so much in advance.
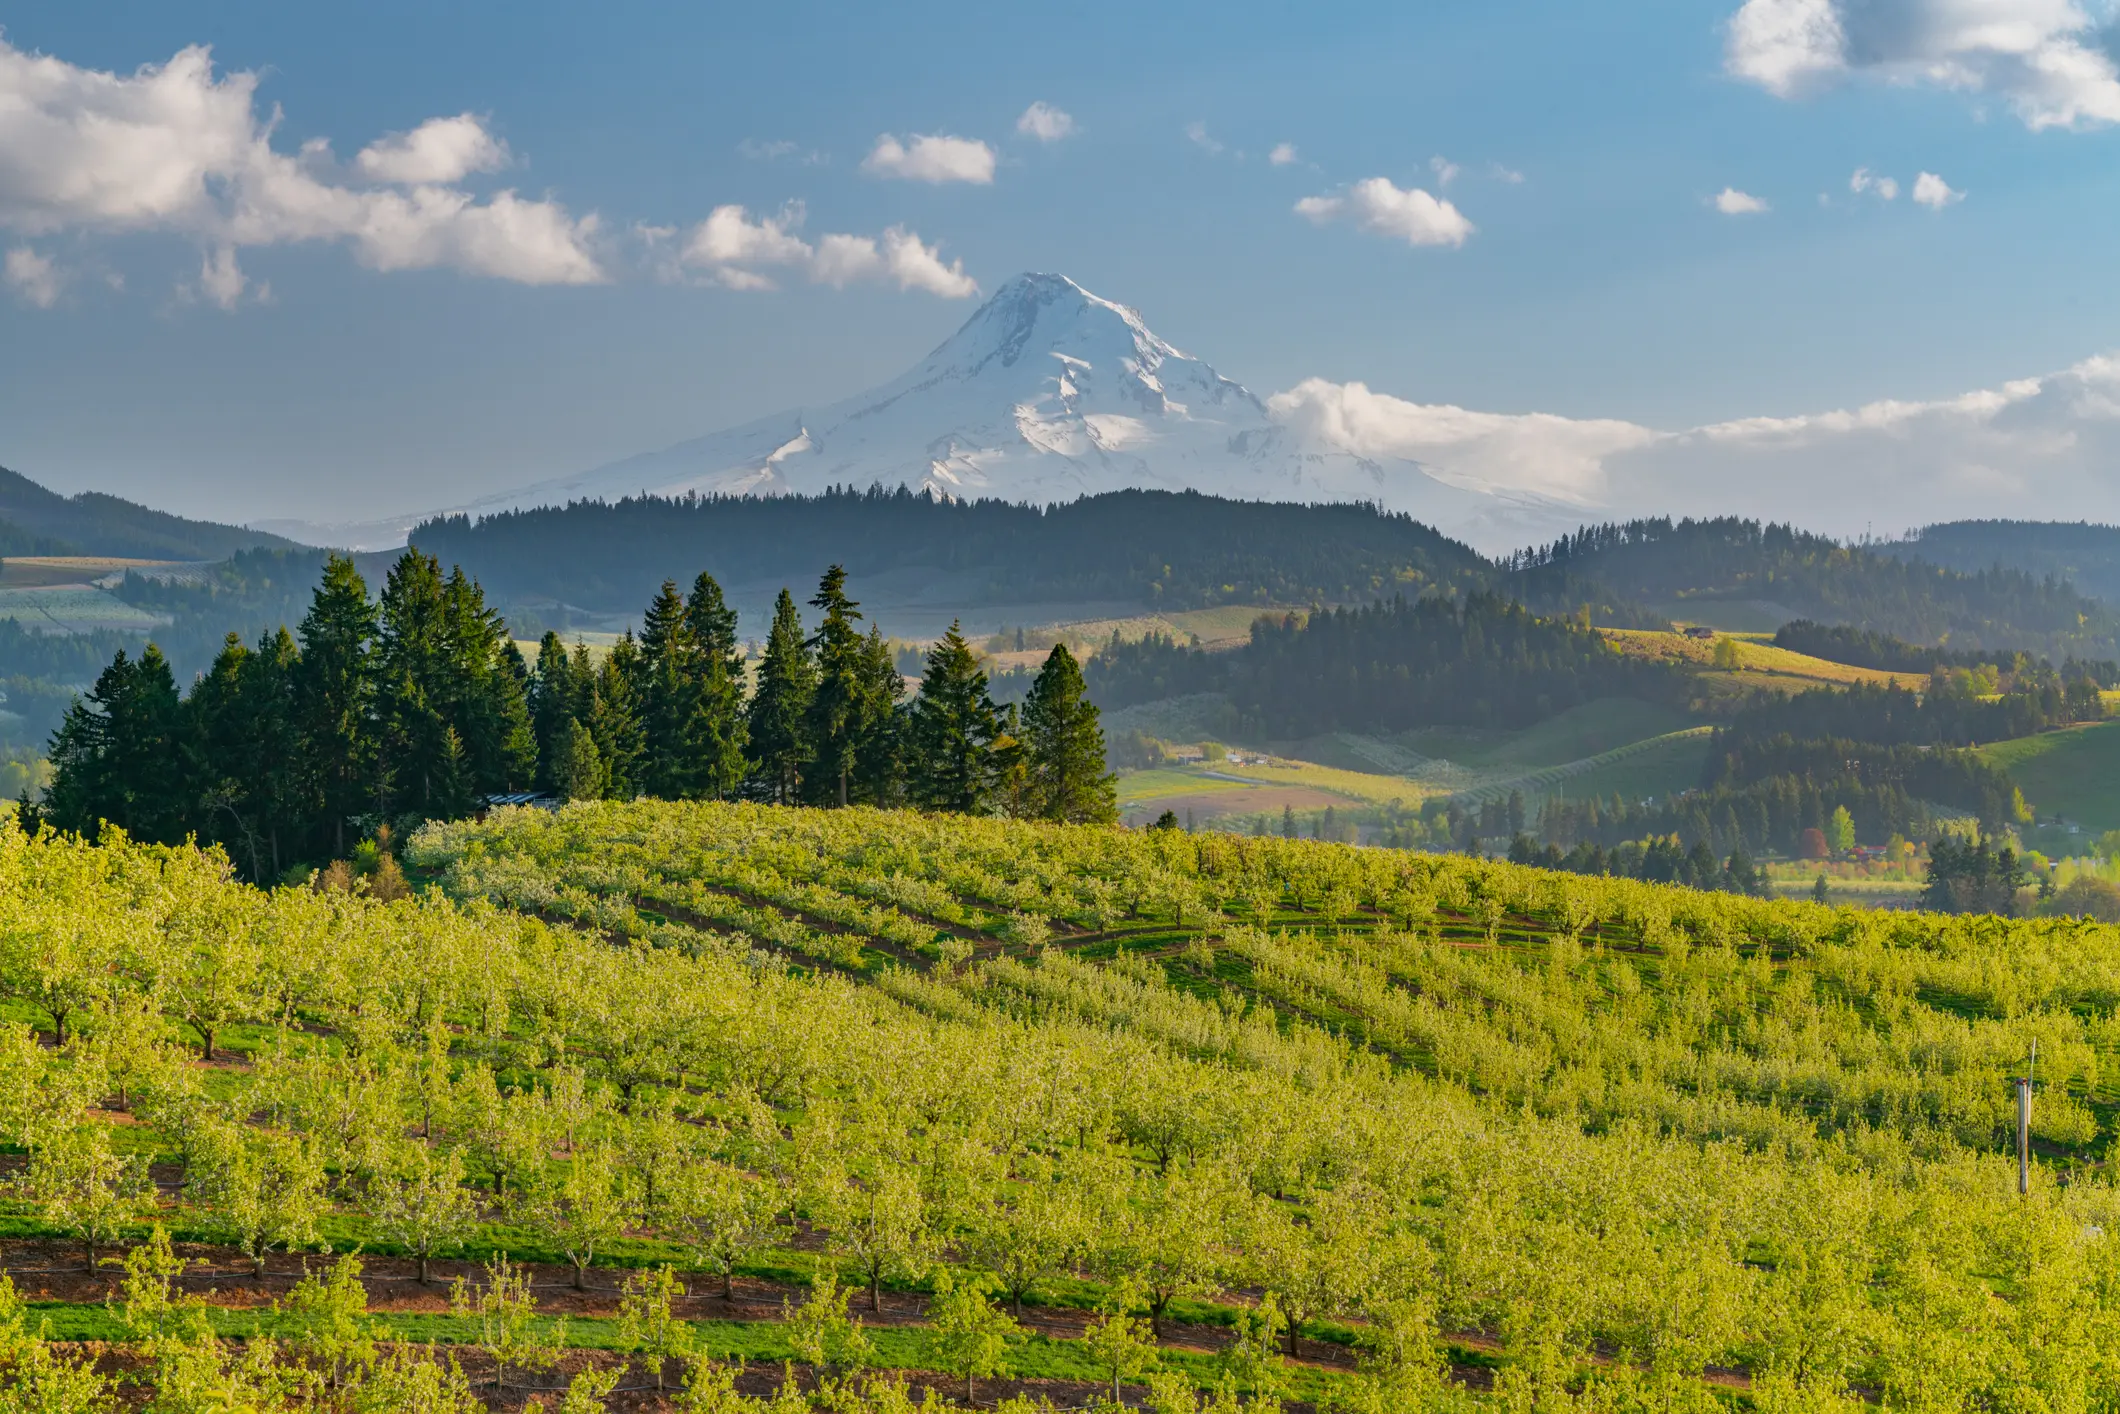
left=1501, top=516, right=2120, bottom=656
left=409, top=487, right=1490, bottom=613
left=1886, top=520, right=2120, bottom=605
left=0, top=465, right=294, bottom=560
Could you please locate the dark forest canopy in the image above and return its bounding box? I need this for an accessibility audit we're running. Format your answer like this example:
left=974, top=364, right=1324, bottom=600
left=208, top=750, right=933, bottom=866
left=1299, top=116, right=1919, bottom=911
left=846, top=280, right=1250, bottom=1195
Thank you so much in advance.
left=1500, top=515, right=2120, bottom=656
left=409, top=487, right=1491, bottom=613
left=1085, top=593, right=1688, bottom=736
left=1886, top=519, right=2120, bottom=606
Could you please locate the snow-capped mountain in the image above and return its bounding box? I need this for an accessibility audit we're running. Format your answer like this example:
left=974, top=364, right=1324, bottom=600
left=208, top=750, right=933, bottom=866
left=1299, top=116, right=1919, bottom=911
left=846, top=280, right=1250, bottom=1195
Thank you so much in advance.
left=259, top=273, right=1580, bottom=550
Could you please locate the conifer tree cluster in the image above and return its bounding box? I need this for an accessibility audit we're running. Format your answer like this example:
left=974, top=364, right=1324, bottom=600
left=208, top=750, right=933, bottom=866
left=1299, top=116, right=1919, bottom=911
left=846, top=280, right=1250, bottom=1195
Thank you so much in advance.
left=29, top=554, right=1115, bottom=878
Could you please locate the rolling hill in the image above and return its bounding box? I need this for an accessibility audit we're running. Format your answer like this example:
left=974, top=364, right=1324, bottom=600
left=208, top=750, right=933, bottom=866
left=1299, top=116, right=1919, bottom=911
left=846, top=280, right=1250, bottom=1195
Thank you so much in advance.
left=0, top=465, right=294, bottom=561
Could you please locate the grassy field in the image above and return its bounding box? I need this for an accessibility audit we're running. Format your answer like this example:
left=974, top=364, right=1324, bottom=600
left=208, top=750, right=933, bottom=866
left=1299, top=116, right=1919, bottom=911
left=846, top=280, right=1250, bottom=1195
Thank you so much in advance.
left=1598, top=627, right=1927, bottom=691
left=0, top=584, right=168, bottom=633
left=1980, top=721, right=2120, bottom=833
left=0, top=555, right=188, bottom=588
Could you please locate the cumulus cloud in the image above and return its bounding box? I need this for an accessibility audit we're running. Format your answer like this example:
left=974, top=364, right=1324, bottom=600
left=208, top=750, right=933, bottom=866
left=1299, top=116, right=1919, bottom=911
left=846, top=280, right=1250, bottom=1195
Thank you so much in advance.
left=354, top=114, right=509, bottom=185
left=0, top=38, right=605, bottom=298
left=1714, top=186, right=1770, bottom=213
left=1295, top=177, right=1474, bottom=248
left=679, top=203, right=975, bottom=298
left=1268, top=379, right=1660, bottom=504
left=1912, top=170, right=1964, bottom=207
left=1725, top=0, right=2120, bottom=129
left=1267, top=354, right=2120, bottom=544
left=862, top=133, right=996, bottom=184
left=1850, top=167, right=1899, bottom=199
left=1015, top=102, right=1075, bottom=142
left=3, top=245, right=60, bottom=305
left=1268, top=142, right=1299, bottom=166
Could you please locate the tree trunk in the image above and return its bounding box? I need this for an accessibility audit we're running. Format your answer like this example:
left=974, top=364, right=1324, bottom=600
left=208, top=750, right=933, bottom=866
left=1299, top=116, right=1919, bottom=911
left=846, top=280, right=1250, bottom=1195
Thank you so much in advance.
left=870, top=1268, right=882, bottom=1312
left=254, top=1251, right=268, bottom=1279
left=200, top=1025, right=215, bottom=1062
left=574, top=1259, right=588, bottom=1291
left=83, top=1236, right=96, bottom=1274
left=1149, top=1294, right=1166, bottom=1340
left=724, top=1267, right=734, bottom=1301
left=418, top=1254, right=431, bottom=1284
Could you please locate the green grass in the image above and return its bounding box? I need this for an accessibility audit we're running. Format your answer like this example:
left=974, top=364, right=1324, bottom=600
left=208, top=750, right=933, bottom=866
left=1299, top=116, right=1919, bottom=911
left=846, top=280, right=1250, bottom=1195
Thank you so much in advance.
left=0, top=586, right=167, bottom=633
left=1114, top=769, right=1255, bottom=806
left=1547, top=728, right=1713, bottom=803
left=1979, top=721, right=2120, bottom=833
left=1401, top=697, right=1699, bottom=771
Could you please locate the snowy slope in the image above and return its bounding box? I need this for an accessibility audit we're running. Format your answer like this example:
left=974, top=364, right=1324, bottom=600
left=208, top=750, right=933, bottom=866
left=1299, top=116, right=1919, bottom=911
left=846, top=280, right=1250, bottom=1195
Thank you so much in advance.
left=264, top=273, right=1579, bottom=550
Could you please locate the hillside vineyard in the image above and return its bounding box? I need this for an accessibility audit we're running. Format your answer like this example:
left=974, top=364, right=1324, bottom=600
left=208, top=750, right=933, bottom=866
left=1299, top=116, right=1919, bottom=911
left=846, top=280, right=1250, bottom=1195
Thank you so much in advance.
left=2, top=807, right=2119, bottom=1410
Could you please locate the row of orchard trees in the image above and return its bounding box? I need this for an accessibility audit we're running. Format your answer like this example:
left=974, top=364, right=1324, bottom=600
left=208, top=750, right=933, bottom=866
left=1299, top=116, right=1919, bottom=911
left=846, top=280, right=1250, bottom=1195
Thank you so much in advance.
left=10, top=815, right=2120, bottom=1413
left=30, top=555, right=1114, bottom=884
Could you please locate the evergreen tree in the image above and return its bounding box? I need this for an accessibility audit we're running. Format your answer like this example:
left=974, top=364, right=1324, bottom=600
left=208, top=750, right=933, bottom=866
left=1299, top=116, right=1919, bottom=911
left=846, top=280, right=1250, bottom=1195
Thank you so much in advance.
left=805, top=566, right=878, bottom=808
left=849, top=624, right=905, bottom=806
left=442, top=568, right=536, bottom=794
left=189, top=629, right=302, bottom=880
left=41, top=646, right=188, bottom=844
left=684, top=574, right=748, bottom=799
left=636, top=580, right=701, bottom=799
left=592, top=636, right=646, bottom=800
left=552, top=717, right=606, bottom=802
left=1022, top=644, right=1117, bottom=824
left=528, top=632, right=585, bottom=789
left=906, top=622, right=1001, bottom=815
left=374, top=552, right=470, bottom=820
left=745, top=591, right=815, bottom=803
left=293, top=554, right=377, bottom=857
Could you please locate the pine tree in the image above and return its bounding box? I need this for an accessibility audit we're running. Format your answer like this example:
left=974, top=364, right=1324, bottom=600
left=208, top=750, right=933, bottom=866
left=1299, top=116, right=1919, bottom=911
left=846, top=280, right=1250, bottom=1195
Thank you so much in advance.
left=189, top=629, right=302, bottom=880
left=552, top=717, right=606, bottom=802
left=906, top=622, right=1000, bottom=815
left=442, top=568, right=535, bottom=795
left=850, top=625, right=905, bottom=806
left=592, top=636, right=646, bottom=800
left=684, top=574, right=748, bottom=800
left=374, top=551, right=469, bottom=820
left=1022, top=644, right=1116, bottom=824
left=293, top=554, right=377, bottom=858
left=745, top=590, right=815, bottom=804
left=528, top=632, right=582, bottom=789
left=806, top=567, right=876, bottom=808
left=636, top=580, right=700, bottom=799
left=41, top=646, right=187, bottom=844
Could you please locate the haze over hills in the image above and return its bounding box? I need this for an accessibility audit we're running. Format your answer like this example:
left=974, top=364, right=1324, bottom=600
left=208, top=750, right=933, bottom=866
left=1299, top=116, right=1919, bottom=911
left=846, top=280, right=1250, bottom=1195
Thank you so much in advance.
left=0, top=466, right=294, bottom=561
left=254, top=273, right=1584, bottom=552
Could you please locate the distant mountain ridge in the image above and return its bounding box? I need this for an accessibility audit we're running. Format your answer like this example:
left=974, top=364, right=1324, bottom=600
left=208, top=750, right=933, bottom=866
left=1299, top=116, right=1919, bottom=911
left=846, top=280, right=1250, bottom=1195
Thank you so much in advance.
left=0, top=466, right=294, bottom=561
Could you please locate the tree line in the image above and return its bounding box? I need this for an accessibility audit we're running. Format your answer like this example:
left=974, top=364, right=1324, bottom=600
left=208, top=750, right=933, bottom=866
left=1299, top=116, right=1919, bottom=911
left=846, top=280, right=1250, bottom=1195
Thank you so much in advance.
left=1084, top=592, right=1685, bottom=735
left=24, top=553, right=1115, bottom=881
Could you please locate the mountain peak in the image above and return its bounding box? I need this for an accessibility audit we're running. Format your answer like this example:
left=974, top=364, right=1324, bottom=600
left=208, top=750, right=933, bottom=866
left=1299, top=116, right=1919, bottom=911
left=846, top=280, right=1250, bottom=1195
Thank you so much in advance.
left=918, top=270, right=1183, bottom=382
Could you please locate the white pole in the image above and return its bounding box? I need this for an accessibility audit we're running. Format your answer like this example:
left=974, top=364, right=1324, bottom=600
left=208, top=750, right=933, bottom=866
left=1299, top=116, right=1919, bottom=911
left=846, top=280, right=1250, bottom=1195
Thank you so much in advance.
left=2017, top=1076, right=2033, bottom=1196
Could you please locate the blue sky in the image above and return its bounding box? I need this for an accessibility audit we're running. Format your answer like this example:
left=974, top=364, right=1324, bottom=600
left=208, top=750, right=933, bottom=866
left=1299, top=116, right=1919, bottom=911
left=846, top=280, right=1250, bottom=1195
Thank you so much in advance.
left=5, top=0, right=2120, bottom=532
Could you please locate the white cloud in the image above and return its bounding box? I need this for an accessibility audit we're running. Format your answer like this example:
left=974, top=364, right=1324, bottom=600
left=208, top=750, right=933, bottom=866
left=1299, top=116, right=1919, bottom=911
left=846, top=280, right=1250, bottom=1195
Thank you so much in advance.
left=1912, top=170, right=1964, bottom=207
left=1490, top=164, right=1526, bottom=184
left=1725, top=0, right=2120, bottom=129
left=354, top=113, right=509, bottom=185
left=862, top=133, right=996, bottom=184
left=679, top=203, right=975, bottom=298
left=1430, top=155, right=1461, bottom=187
left=1268, top=142, right=1299, bottom=166
left=190, top=244, right=248, bottom=308
left=3, top=245, right=60, bottom=305
left=1267, top=353, right=2120, bottom=543
left=1185, top=121, right=1224, bottom=155
left=739, top=139, right=797, bottom=160
left=1850, top=167, right=1900, bottom=199
left=1295, top=176, right=1474, bottom=248
left=1267, top=379, right=1661, bottom=504
left=0, top=38, right=605, bottom=298
left=1015, top=103, right=1075, bottom=142
left=1713, top=186, right=1770, bottom=213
